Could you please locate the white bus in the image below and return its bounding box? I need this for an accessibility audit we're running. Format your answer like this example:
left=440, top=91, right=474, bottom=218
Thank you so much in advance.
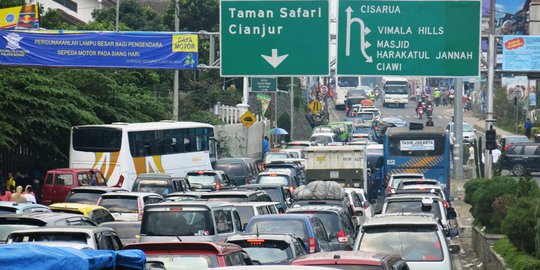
left=382, top=76, right=410, bottom=108
left=333, top=76, right=362, bottom=110
left=69, top=121, right=217, bottom=190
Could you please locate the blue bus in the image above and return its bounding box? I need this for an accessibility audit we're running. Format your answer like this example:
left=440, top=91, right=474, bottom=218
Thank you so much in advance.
left=383, top=125, right=451, bottom=198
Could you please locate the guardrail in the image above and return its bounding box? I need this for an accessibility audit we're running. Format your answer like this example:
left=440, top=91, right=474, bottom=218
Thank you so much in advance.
left=213, top=103, right=266, bottom=124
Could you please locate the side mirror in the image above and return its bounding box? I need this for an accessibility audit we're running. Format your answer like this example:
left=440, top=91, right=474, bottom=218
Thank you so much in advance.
left=448, top=244, right=461, bottom=254
left=447, top=208, right=457, bottom=220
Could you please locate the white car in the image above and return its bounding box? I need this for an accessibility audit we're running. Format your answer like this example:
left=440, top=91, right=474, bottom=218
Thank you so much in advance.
left=447, top=122, right=477, bottom=145
left=97, top=192, right=163, bottom=221
left=310, top=132, right=342, bottom=146
left=386, top=173, right=425, bottom=195
left=344, top=188, right=373, bottom=226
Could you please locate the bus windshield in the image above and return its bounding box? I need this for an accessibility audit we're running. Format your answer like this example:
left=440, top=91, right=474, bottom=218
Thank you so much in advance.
left=338, top=77, right=359, bottom=88
left=384, top=85, right=408, bottom=95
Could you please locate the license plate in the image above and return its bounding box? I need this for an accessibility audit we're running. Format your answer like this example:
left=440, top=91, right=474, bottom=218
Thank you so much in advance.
left=330, top=171, right=339, bottom=178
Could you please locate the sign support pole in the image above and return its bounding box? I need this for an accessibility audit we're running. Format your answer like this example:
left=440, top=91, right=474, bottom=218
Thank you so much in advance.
left=173, top=0, right=180, bottom=121
left=290, top=77, right=294, bottom=141
left=454, top=78, right=464, bottom=181
left=485, top=0, right=496, bottom=179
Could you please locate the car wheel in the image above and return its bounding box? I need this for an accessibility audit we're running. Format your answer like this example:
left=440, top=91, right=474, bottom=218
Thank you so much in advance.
left=511, top=163, right=526, bottom=176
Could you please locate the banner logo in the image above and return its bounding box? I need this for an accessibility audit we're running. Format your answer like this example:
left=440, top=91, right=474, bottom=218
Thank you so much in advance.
left=4, top=33, right=22, bottom=50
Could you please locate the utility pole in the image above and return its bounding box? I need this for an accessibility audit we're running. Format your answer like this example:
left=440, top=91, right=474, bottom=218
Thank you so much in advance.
left=115, top=0, right=120, bottom=31
left=290, top=77, right=294, bottom=141
left=173, top=0, right=180, bottom=121
left=484, top=0, right=496, bottom=179
left=454, top=78, right=464, bottom=181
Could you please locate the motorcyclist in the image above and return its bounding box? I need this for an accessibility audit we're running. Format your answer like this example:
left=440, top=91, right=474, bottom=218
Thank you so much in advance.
left=426, top=117, right=434, bottom=127
left=416, top=101, right=424, bottom=115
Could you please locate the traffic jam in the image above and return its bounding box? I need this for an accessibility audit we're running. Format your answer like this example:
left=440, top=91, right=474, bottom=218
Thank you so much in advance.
left=0, top=88, right=461, bottom=270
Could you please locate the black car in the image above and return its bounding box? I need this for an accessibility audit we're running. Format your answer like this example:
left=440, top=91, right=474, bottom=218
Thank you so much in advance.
left=214, top=158, right=259, bottom=186
left=200, top=189, right=273, bottom=203
left=186, top=170, right=235, bottom=190
left=265, top=161, right=306, bottom=186
left=500, top=143, right=540, bottom=176
left=345, top=95, right=367, bottom=112
left=286, top=205, right=357, bottom=251
left=241, top=183, right=294, bottom=213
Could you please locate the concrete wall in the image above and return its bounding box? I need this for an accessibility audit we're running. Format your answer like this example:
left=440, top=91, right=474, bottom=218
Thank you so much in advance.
left=471, top=226, right=510, bottom=270
left=215, top=120, right=268, bottom=161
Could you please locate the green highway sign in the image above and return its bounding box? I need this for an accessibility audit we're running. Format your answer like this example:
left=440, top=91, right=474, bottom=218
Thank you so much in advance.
left=220, top=0, right=330, bottom=76
left=251, top=77, right=277, bottom=92
left=337, top=0, right=480, bottom=77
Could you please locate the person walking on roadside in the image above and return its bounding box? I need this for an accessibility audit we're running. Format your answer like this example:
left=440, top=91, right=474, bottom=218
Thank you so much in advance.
left=525, top=118, right=533, bottom=139
left=441, top=89, right=448, bottom=106
left=415, top=86, right=422, bottom=102
left=492, top=145, right=502, bottom=164
left=10, top=186, right=27, bottom=202
left=468, top=143, right=475, bottom=167
left=448, top=88, right=455, bottom=106
left=23, top=185, right=36, bottom=203
left=262, top=136, right=270, bottom=159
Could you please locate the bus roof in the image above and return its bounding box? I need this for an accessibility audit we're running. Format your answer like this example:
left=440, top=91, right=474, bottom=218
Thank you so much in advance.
left=386, top=126, right=446, bottom=137
left=73, top=121, right=213, bottom=132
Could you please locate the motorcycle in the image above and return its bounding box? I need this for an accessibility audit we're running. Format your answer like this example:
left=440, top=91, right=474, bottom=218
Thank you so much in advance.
left=426, top=104, right=433, bottom=117
left=417, top=106, right=424, bottom=119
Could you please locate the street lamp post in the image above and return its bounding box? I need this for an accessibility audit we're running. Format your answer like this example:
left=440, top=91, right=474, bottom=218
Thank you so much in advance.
left=115, top=0, right=120, bottom=32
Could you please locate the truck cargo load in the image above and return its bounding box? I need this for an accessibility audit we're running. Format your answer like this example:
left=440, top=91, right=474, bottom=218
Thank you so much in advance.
left=293, top=180, right=345, bottom=201
left=303, top=145, right=367, bottom=188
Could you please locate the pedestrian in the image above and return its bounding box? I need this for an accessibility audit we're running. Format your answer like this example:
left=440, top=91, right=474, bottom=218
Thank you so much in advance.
left=525, top=118, right=533, bottom=139
left=441, top=89, right=448, bottom=106
left=468, top=143, right=475, bottom=167
left=415, top=86, right=422, bottom=101
left=10, top=186, right=27, bottom=202
left=262, top=136, right=270, bottom=159
left=89, top=170, right=98, bottom=186
left=434, top=88, right=441, bottom=107
left=448, top=88, right=455, bottom=106
left=6, top=172, right=15, bottom=192
left=0, top=181, right=11, bottom=201
left=23, top=185, right=36, bottom=203
left=492, top=145, right=502, bottom=164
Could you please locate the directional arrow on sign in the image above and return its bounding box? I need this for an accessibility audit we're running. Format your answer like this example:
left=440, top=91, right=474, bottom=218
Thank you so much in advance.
left=261, top=49, right=289, bottom=68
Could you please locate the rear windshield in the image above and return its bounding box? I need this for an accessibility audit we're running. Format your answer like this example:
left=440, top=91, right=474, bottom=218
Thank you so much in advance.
left=232, top=240, right=293, bottom=264
left=201, top=194, right=248, bottom=202
left=142, top=210, right=215, bottom=236
left=214, top=164, right=244, bottom=177
left=146, top=254, right=219, bottom=270
left=0, top=225, right=39, bottom=242
left=187, top=175, right=216, bottom=185
left=260, top=188, right=281, bottom=202
left=247, top=219, right=307, bottom=242
left=100, top=222, right=140, bottom=242
left=257, top=176, right=290, bottom=185
left=235, top=206, right=255, bottom=225
left=99, top=196, right=138, bottom=213
left=310, top=265, right=381, bottom=270
left=135, top=180, right=172, bottom=195
left=286, top=144, right=308, bottom=150
left=293, top=212, right=340, bottom=233
left=0, top=207, right=17, bottom=215
left=66, top=192, right=103, bottom=204
left=385, top=201, right=442, bottom=220
left=358, top=226, right=443, bottom=261
left=10, top=232, right=88, bottom=244
left=265, top=154, right=289, bottom=162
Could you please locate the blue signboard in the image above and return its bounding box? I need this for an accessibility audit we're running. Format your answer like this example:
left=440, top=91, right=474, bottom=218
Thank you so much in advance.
left=0, top=30, right=198, bottom=69
left=502, top=35, right=540, bottom=71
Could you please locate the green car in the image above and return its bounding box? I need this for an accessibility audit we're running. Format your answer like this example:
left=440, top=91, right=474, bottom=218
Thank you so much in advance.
left=328, top=121, right=354, bottom=142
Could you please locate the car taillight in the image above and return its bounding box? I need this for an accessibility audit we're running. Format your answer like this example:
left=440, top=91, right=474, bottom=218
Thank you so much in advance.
left=337, top=230, right=348, bottom=243
left=216, top=182, right=222, bottom=190
left=308, top=237, right=316, bottom=253
left=443, top=200, right=448, bottom=208
left=138, top=199, right=144, bottom=221
left=363, top=204, right=369, bottom=209
left=261, top=163, right=265, bottom=171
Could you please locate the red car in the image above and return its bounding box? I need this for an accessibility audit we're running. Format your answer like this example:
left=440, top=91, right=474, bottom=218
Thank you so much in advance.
left=41, top=168, right=107, bottom=205
left=291, top=251, right=410, bottom=270
left=124, top=242, right=254, bottom=268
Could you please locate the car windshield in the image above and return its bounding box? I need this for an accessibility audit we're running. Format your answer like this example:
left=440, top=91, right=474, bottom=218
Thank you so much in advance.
left=358, top=226, right=443, bottom=261
left=145, top=254, right=219, bottom=270
left=358, top=113, right=374, bottom=120
left=0, top=207, right=17, bottom=215
left=265, top=154, right=290, bottom=162
left=390, top=177, right=423, bottom=188
left=247, top=220, right=307, bottom=242
left=142, top=210, right=215, bottom=236
left=338, top=77, right=359, bottom=87
left=234, top=240, right=293, bottom=264
left=463, top=124, right=474, bottom=132
left=294, top=212, right=340, bottom=233
left=99, top=196, right=138, bottom=213
left=384, top=201, right=442, bottom=220
left=310, top=265, right=382, bottom=270
left=136, top=180, right=172, bottom=195
left=257, top=176, right=289, bottom=185
left=214, top=163, right=244, bottom=177
left=363, top=110, right=380, bottom=116
left=66, top=192, right=103, bottom=204
left=187, top=175, right=216, bottom=185
left=10, top=232, right=88, bottom=244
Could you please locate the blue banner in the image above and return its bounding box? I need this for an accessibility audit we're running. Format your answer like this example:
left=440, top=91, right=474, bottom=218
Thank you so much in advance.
left=502, top=35, right=540, bottom=71
left=0, top=31, right=198, bottom=69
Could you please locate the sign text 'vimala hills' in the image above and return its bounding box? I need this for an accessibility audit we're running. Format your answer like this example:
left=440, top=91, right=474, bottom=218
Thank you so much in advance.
left=220, top=0, right=329, bottom=76
left=337, top=1, right=481, bottom=77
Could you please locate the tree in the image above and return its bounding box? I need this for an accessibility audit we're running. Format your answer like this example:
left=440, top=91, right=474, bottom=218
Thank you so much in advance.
left=0, top=0, right=25, bottom=9
left=502, top=197, right=539, bottom=255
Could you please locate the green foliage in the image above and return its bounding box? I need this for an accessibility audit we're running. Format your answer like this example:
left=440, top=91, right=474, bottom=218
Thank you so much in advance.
left=0, top=0, right=25, bottom=8
left=41, top=8, right=72, bottom=29
left=463, top=178, right=487, bottom=204
left=502, top=197, right=539, bottom=255
left=468, top=176, right=517, bottom=232
left=91, top=0, right=166, bottom=31
left=494, top=238, right=540, bottom=270
left=278, top=112, right=291, bottom=142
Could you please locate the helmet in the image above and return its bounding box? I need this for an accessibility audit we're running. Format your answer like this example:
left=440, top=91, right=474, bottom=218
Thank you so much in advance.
left=428, top=117, right=432, bottom=120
